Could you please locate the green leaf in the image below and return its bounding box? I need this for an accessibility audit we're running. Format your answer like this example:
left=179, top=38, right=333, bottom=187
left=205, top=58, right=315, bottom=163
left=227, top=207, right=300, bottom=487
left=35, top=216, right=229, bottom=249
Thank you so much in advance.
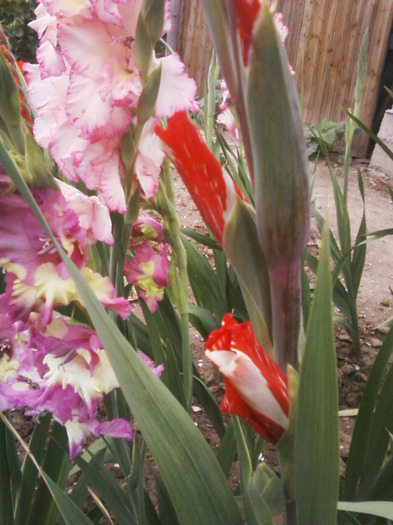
left=337, top=501, right=393, bottom=520
left=1, top=143, right=242, bottom=525
left=0, top=414, right=14, bottom=525
left=357, top=356, right=393, bottom=499
left=26, top=422, right=71, bottom=525
left=345, top=110, right=393, bottom=163
left=182, top=236, right=226, bottom=321
left=295, top=225, right=339, bottom=524
left=188, top=303, right=219, bottom=339
left=216, top=420, right=237, bottom=477
left=149, top=467, right=180, bottom=525
left=343, top=325, right=393, bottom=501
left=166, top=339, right=187, bottom=408
left=192, top=375, right=225, bottom=439
left=181, top=228, right=222, bottom=250
left=15, top=414, right=52, bottom=525
left=75, top=452, right=136, bottom=525
left=0, top=412, right=93, bottom=525
left=233, top=417, right=258, bottom=525
left=351, top=170, right=366, bottom=297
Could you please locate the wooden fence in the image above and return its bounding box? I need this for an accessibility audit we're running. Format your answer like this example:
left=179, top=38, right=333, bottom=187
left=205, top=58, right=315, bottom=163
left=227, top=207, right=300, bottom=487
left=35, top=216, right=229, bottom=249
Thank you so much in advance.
left=175, top=1, right=213, bottom=94
left=174, top=0, right=393, bottom=157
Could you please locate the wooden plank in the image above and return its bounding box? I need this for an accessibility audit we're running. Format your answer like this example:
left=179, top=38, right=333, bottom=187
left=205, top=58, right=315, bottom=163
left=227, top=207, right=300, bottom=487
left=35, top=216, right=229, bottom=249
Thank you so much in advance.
left=176, top=0, right=212, bottom=94
left=354, top=0, right=393, bottom=156
left=175, top=0, right=393, bottom=156
left=278, top=0, right=393, bottom=156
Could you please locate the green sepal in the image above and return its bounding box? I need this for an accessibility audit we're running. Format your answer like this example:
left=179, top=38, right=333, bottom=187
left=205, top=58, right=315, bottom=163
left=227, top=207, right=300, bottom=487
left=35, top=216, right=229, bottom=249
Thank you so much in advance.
left=0, top=48, right=24, bottom=153
left=135, top=13, right=153, bottom=79
left=24, top=130, right=57, bottom=189
left=248, top=463, right=285, bottom=523
left=137, top=64, right=162, bottom=127
left=121, top=127, right=137, bottom=177
left=142, top=0, right=165, bottom=45
left=247, top=4, right=309, bottom=263
left=223, top=197, right=272, bottom=352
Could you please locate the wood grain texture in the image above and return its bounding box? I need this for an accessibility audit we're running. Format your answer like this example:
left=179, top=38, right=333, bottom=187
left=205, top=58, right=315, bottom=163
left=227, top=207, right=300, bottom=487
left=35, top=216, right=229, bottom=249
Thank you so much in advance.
left=173, top=0, right=393, bottom=156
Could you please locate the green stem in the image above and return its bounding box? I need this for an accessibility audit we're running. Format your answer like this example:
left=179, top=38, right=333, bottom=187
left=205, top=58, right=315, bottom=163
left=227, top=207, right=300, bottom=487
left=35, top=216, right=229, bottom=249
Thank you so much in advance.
left=205, top=52, right=218, bottom=152
left=159, top=160, right=193, bottom=411
left=268, top=258, right=302, bottom=371
left=286, top=499, right=297, bottom=525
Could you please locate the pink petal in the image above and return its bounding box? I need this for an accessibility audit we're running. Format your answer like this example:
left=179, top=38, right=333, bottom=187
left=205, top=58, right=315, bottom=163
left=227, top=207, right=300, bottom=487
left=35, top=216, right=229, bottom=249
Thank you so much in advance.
left=36, top=41, right=66, bottom=79
left=155, top=54, right=198, bottom=118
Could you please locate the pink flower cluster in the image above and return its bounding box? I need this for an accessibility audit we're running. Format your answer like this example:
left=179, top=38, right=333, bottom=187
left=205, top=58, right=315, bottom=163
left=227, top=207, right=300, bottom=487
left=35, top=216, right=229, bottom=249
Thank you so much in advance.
left=26, top=0, right=198, bottom=211
left=0, top=172, right=165, bottom=456
left=0, top=307, right=162, bottom=458
left=0, top=0, right=197, bottom=458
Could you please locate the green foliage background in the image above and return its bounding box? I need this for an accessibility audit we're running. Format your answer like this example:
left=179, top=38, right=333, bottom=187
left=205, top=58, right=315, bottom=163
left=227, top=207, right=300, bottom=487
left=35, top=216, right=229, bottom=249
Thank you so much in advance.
left=0, top=0, right=37, bottom=62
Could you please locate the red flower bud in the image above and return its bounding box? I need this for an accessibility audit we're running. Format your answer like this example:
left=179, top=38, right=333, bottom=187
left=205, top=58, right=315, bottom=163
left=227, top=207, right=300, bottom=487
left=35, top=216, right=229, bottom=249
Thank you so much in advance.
left=205, top=313, right=289, bottom=443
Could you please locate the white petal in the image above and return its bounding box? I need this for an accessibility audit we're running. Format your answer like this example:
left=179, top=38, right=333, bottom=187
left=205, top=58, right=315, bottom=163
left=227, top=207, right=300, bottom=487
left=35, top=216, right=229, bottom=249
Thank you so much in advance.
left=206, top=349, right=288, bottom=429
left=154, top=54, right=198, bottom=118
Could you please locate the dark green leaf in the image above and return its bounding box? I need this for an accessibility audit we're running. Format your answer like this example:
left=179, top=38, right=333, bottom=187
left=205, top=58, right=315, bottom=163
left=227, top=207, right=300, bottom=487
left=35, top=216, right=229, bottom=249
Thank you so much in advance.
left=344, top=325, right=393, bottom=501
left=295, top=226, right=339, bottom=524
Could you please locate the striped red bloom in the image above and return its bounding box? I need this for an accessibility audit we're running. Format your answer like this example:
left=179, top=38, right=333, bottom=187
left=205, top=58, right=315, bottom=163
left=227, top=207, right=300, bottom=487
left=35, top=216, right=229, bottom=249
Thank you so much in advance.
left=155, top=111, right=245, bottom=244
left=205, top=313, right=289, bottom=443
left=232, top=0, right=261, bottom=65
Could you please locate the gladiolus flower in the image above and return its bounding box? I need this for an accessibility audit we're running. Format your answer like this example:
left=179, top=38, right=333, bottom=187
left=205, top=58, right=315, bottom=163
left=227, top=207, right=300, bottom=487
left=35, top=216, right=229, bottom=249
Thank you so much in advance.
left=0, top=173, right=129, bottom=325
left=155, top=111, right=246, bottom=244
left=0, top=310, right=135, bottom=458
left=26, top=0, right=197, bottom=209
left=205, top=313, right=289, bottom=443
left=124, top=241, right=169, bottom=313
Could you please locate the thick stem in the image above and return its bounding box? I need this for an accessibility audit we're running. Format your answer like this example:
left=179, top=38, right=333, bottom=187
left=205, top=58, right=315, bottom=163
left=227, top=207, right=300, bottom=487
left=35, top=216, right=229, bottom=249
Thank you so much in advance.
left=268, top=259, right=302, bottom=371
left=159, top=161, right=193, bottom=411
left=285, top=499, right=297, bottom=525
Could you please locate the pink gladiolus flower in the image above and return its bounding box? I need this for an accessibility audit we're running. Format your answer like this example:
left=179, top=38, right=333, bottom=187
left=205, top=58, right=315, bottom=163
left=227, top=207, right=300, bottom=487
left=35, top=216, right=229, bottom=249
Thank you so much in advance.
left=0, top=173, right=129, bottom=324
left=155, top=111, right=246, bottom=244
left=0, top=311, right=134, bottom=458
left=57, top=180, right=114, bottom=245
left=217, top=106, right=238, bottom=140
left=124, top=241, right=170, bottom=313
left=26, top=0, right=197, bottom=209
left=123, top=213, right=169, bottom=312
left=205, top=313, right=289, bottom=443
